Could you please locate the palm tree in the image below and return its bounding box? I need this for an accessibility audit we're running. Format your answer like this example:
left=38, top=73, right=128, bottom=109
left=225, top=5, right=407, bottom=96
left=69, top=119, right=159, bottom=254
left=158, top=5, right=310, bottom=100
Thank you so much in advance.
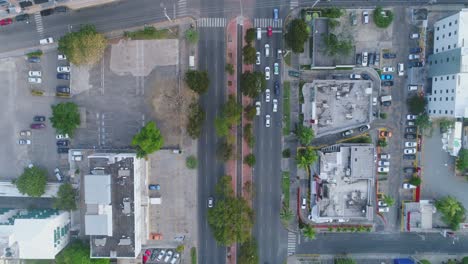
left=383, top=195, right=395, bottom=206
left=280, top=207, right=293, bottom=222
left=303, top=225, right=316, bottom=240
left=436, top=196, right=464, bottom=218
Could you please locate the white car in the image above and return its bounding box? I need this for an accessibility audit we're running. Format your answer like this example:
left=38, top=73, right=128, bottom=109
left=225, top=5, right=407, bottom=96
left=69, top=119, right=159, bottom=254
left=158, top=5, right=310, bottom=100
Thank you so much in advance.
left=164, top=250, right=173, bottom=263
left=28, top=71, right=42, bottom=77
left=362, top=11, right=369, bottom=24
left=255, top=101, right=261, bottom=116
left=255, top=52, right=261, bottom=65
left=382, top=66, right=394, bottom=72
left=405, top=142, right=417, bottom=147
left=265, top=67, right=270, bottom=80
left=404, top=148, right=417, bottom=154
left=379, top=153, right=391, bottom=160
left=408, top=54, right=420, bottom=60
left=378, top=160, right=390, bottom=167
left=265, top=44, right=270, bottom=57
left=170, top=253, right=180, bottom=264
left=18, top=139, right=31, bottom=145
left=273, top=62, right=279, bottom=75
left=57, top=66, right=71, bottom=73
left=58, top=54, right=67, bottom=60
left=378, top=200, right=387, bottom=207
left=39, top=37, right=54, bottom=45
left=407, top=114, right=417, bottom=120
left=28, top=77, right=42, bottom=84
left=272, top=99, right=278, bottom=112
left=265, top=114, right=271, bottom=128
left=362, top=52, right=368, bottom=66
left=377, top=167, right=389, bottom=173
left=398, top=63, right=405, bottom=76
left=301, top=197, right=307, bottom=209
left=157, top=249, right=166, bottom=261
left=378, top=207, right=389, bottom=212
left=265, top=89, right=271, bottom=102
left=19, top=130, right=31, bottom=137
left=403, top=183, right=417, bottom=189
left=56, top=134, right=70, bottom=139
left=410, top=33, right=420, bottom=39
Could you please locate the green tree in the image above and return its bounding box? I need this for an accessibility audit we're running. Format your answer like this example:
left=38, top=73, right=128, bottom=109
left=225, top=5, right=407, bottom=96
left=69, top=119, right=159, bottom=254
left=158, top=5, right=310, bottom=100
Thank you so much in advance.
left=225, top=63, right=235, bottom=75
left=420, top=260, right=431, bottom=264
left=176, top=245, right=185, bottom=253
left=322, top=7, right=343, bottom=18
left=56, top=240, right=109, bottom=264
left=15, top=166, right=47, bottom=197
left=296, top=148, right=318, bottom=169
left=378, top=138, right=388, bottom=147
left=435, top=196, right=466, bottom=230
left=373, top=7, right=394, bottom=28
left=245, top=28, right=256, bottom=44
left=50, top=102, right=81, bottom=137
left=415, top=113, right=431, bottom=130
left=303, top=225, right=316, bottom=240
left=243, top=44, right=256, bottom=65
left=409, top=176, right=422, bottom=186
left=244, top=104, right=257, bottom=121
left=185, top=28, right=199, bottom=44
left=216, top=141, right=234, bottom=161
left=208, top=175, right=254, bottom=245
left=238, top=238, right=259, bottom=264
left=285, top=19, right=309, bottom=53
left=243, top=154, right=256, bottom=167
left=131, top=121, right=164, bottom=158
left=328, top=19, right=340, bottom=29
left=53, top=183, right=77, bottom=210
left=244, top=124, right=255, bottom=148
left=383, top=194, right=395, bottom=206
left=215, top=116, right=229, bottom=137
left=296, top=125, right=315, bottom=146
left=334, top=258, right=357, bottom=264
left=186, top=155, right=198, bottom=169
left=282, top=148, right=291, bottom=158
left=456, top=149, right=468, bottom=171
left=439, top=118, right=455, bottom=133
left=322, top=33, right=353, bottom=56
left=240, top=71, right=266, bottom=98
left=407, top=95, right=426, bottom=114
left=186, top=102, right=205, bottom=139
left=462, top=257, right=468, bottom=264
left=185, top=70, right=210, bottom=94
left=223, top=95, right=242, bottom=125
left=58, top=24, right=107, bottom=66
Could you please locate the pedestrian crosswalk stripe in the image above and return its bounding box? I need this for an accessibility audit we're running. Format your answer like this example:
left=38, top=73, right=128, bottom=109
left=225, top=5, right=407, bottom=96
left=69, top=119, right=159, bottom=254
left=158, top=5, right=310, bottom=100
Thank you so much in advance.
left=287, top=232, right=296, bottom=256
left=196, top=17, right=226, bottom=28
left=253, top=18, right=283, bottom=28
left=290, top=0, right=299, bottom=9
left=177, top=0, right=187, bottom=17
left=34, top=13, right=44, bottom=37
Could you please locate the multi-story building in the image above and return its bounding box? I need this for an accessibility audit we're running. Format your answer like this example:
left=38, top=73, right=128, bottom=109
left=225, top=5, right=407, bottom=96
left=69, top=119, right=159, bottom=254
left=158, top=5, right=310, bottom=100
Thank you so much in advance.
left=427, top=9, right=468, bottom=118
left=0, top=209, right=70, bottom=259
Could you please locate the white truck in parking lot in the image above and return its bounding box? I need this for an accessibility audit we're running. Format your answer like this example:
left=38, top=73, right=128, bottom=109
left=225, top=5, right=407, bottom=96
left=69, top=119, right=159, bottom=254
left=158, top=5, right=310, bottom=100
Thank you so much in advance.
left=39, top=37, right=54, bottom=45
left=380, top=95, right=392, bottom=102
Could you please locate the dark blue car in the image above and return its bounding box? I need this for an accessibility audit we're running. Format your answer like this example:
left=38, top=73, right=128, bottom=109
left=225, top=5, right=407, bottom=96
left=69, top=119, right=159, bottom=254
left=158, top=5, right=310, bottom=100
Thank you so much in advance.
left=57, top=73, right=70, bottom=80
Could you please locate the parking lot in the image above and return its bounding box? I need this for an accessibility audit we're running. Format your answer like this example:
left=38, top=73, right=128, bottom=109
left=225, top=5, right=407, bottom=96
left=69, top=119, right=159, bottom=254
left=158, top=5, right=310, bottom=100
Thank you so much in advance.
left=0, top=51, right=70, bottom=180
left=143, top=248, right=180, bottom=264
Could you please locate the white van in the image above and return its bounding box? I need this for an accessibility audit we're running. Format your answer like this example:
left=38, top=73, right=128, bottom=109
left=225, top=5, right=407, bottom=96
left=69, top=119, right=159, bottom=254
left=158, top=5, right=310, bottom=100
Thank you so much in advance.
left=398, top=63, right=404, bottom=76
left=257, top=27, right=262, bottom=40
left=408, top=85, right=418, bottom=91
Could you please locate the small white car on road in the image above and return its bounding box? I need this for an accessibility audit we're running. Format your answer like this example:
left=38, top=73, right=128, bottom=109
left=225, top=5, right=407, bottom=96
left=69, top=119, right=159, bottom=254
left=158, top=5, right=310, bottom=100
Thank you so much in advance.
left=378, top=207, right=389, bottom=213
left=57, top=66, right=71, bottom=73
left=164, top=250, right=173, bottom=263
left=406, top=114, right=417, bottom=120
left=378, top=200, right=387, bottom=207
left=264, top=44, right=270, bottom=57
left=377, top=167, right=389, bottom=173
left=265, top=89, right=270, bottom=102
left=255, top=52, right=261, bottom=65
left=272, top=99, right=278, bottom=112
left=382, top=66, right=394, bottom=72
left=301, top=197, right=307, bottom=209
left=404, top=148, right=417, bottom=154
left=403, top=183, right=417, bottom=189
left=398, top=63, right=405, bottom=76
left=405, top=142, right=417, bottom=147
left=28, top=77, right=42, bottom=84
left=265, top=67, right=270, bottom=80
left=379, top=153, right=391, bottom=160
left=39, top=37, right=54, bottom=45
left=255, top=101, right=261, bottom=116
left=18, top=139, right=31, bottom=145
left=265, top=114, right=271, bottom=128
left=28, top=71, right=41, bottom=77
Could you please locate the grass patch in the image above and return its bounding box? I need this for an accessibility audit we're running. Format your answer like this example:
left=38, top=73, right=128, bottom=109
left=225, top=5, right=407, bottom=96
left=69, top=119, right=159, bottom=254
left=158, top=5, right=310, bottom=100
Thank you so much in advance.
left=299, top=81, right=305, bottom=104
left=26, top=50, right=43, bottom=58
left=335, top=67, right=354, bottom=70
left=25, top=260, right=53, bottom=264
left=191, top=247, right=197, bottom=264
left=376, top=69, right=382, bottom=75
left=282, top=171, right=290, bottom=209
left=283, top=81, right=291, bottom=135
left=284, top=52, right=291, bottom=66
left=342, top=135, right=372, bottom=143
left=124, top=26, right=175, bottom=40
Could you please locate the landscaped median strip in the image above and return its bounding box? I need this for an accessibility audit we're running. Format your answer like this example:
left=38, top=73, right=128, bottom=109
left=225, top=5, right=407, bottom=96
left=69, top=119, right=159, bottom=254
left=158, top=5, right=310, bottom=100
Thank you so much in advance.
left=283, top=81, right=291, bottom=135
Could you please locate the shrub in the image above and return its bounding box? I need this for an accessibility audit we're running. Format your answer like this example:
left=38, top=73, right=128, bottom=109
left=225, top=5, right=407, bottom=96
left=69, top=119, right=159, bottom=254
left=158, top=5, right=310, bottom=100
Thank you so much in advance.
left=186, top=156, right=198, bottom=169
left=125, top=26, right=173, bottom=40
left=225, top=64, right=235, bottom=75
left=373, top=7, right=394, bottom=28
left=244, top=154, right=256, bottom=167
left=282, top=149, right=291, bottom=158
left=26, top=50, right=43, bottom=57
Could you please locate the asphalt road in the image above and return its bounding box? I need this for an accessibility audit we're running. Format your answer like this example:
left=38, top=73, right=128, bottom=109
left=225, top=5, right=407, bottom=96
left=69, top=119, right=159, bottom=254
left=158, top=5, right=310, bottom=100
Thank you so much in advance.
left=252, top=3, right=288, bottom=264
left=297, top=232, right=468, bottom=254
left=196, top=0, right=227, bottom=263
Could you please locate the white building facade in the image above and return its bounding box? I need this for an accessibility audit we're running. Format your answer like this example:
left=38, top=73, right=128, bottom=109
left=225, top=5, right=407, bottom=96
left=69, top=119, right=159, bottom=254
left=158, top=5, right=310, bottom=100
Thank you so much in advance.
left=427, top=9, right=468, bottom=118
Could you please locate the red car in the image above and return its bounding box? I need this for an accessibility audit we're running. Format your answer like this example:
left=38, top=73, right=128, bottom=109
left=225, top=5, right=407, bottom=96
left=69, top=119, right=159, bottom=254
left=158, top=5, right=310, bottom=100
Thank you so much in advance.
left=0, top=18, right=12, bottom=26
left=267, top=26, right=273, bottom=37
left=30, top=123, right=46, bottom=129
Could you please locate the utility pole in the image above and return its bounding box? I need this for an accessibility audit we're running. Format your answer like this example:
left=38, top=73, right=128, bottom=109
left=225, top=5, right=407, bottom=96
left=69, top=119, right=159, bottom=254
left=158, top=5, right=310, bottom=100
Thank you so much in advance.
left=163, top=7, right=172, bottom=23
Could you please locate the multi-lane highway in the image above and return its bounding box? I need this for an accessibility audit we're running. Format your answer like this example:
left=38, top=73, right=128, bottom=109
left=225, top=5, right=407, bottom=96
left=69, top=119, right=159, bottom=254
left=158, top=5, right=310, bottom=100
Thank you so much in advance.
left=252, top=3, right=288, bottom=264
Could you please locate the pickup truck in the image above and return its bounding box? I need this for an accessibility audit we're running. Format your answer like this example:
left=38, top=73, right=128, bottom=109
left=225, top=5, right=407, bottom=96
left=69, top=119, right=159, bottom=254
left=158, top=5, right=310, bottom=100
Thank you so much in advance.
left=39, top=37, right=54, bottom=45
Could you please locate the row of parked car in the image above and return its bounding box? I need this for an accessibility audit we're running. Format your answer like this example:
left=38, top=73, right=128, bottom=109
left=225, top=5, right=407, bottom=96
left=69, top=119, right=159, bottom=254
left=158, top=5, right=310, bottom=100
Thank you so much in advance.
left=143, top=249, right=179, bottom=264
left=27, top=53, right=72, bottom=96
